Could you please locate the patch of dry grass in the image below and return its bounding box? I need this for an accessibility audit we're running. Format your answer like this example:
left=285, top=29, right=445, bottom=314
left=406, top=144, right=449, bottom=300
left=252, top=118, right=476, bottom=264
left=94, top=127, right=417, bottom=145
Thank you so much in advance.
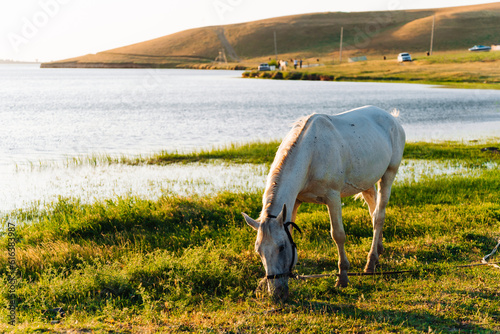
left=244, top=52, right=500, bottom=88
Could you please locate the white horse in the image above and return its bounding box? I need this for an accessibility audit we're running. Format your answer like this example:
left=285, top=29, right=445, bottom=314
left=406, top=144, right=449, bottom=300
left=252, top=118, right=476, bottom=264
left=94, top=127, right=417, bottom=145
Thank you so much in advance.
left=279, top=60, right=288, bottom=71
left=242, top=106, right=405, bottom=300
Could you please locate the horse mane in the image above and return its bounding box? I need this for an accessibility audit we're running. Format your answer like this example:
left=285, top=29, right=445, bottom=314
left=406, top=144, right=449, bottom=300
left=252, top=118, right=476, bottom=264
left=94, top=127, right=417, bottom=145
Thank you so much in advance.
left=260, top=114, right=315, bottom=219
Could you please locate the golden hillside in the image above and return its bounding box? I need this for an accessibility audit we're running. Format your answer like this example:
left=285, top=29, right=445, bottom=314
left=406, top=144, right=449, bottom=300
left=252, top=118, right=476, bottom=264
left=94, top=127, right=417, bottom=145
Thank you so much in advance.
left=42, top=2, right=500, bottom=68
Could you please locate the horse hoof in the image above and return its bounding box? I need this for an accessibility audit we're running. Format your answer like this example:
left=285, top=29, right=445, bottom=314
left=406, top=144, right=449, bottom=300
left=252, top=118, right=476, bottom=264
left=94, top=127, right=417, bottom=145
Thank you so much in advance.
left=364, top=265, right=376, bottom=273
left=364, top=257, right=379, bottom=273
left=335, top=280, right=349, bottom=288
left=335, top=274, right=349, bottom=288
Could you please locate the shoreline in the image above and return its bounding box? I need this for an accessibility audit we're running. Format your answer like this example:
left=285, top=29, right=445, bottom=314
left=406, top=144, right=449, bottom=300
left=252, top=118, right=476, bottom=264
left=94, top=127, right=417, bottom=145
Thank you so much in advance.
left=242, top=70, right=500, bottom=90
left=40, top=61, right=249, bottom=70
left=40, top=52, right=500, bottom=90
left=241, top=52, right=500, bottom=90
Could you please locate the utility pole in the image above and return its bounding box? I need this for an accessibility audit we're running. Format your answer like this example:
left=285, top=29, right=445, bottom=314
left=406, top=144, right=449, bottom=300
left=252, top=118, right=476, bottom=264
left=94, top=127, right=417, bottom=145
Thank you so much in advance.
left=429, top=15, right=435, bottom=55
left=274, top=31, right=278, bottom=60
left=339, top=26, right=344, bottom=64
left=214, top=49, right=227, bottom=65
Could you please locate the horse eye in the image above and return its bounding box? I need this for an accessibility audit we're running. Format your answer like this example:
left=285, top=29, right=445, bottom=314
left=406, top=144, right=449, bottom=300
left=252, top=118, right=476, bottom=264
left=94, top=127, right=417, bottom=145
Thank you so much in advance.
left=278, top=245, right=285, bottom=253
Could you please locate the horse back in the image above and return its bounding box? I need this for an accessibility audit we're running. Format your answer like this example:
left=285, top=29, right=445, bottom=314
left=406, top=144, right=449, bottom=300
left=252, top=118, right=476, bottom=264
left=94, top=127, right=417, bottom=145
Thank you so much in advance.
left=311, top=106, right=405, bottom=161
left=299, top=106, right=405, bottom=196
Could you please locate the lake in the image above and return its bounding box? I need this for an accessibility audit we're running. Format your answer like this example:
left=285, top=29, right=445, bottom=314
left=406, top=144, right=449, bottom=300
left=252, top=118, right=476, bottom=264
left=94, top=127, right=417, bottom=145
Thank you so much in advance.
left=1, top=64, right=499, bottom=212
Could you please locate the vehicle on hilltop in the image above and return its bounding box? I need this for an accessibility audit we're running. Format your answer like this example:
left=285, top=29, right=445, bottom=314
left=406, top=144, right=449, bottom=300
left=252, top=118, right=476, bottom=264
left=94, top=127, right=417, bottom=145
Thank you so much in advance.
left=468, top=45, right=491, bottom=52
left=397, top=53, right=412, bottom=62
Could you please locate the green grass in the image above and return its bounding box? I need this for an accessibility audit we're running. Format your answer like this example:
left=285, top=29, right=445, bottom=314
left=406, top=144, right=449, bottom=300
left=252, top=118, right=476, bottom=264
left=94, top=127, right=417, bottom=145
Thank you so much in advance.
left=403, top=141, right=500, bottom=161
left=1, top=141, right=500, bottom=332
left=145, top=141, right=280, bottom=165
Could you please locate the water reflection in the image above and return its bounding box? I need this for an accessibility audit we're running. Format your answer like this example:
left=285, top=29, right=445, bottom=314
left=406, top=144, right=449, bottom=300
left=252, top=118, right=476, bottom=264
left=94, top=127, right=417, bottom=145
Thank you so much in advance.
left=0, top=162, right=267, bottom=213
left=1, top=66, right=499, bottom=165
left=1, top=159, right=496, bottom=214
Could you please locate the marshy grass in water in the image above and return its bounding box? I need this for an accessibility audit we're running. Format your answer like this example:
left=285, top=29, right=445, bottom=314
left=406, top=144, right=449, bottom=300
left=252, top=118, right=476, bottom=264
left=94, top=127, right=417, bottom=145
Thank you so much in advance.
left=1, top=161, right=268, bottom=213
left=29, top=140, right=282, bottom=168
left=396, top=159, right=498, bottom=184
left=1, top=140, right=499, bottom=332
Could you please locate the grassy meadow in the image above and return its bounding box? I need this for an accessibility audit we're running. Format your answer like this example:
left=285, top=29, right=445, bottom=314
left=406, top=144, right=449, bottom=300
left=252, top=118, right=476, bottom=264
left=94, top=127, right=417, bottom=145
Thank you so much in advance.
left=1, top=140, right=500, bottom=333
left=243, top=51, right=500, bottom=89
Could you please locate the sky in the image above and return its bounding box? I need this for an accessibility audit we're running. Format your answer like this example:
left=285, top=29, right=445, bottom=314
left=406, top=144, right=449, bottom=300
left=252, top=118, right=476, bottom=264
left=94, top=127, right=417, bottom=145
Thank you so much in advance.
left=1, top=0, right=498, bottom=62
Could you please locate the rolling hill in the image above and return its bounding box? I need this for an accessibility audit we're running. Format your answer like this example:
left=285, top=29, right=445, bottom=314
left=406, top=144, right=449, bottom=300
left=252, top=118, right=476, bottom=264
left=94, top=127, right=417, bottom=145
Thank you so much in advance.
left=41, top=2, right=500, bottom=68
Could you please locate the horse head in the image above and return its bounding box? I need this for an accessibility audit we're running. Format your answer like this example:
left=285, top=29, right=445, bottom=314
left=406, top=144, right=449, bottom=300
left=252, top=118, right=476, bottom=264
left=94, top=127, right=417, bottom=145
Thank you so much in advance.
left=242, top=204, right=298, bottom=300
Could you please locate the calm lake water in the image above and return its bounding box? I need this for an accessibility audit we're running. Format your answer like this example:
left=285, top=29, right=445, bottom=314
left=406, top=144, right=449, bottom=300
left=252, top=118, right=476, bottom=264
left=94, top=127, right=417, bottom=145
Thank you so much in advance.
left=1, top=64, right=499, bottom=212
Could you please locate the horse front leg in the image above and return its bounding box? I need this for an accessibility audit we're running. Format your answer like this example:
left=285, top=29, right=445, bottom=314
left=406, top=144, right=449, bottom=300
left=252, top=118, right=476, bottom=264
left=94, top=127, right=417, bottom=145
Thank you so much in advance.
left=291, top=199, right=302, bottom=222
left=326, top=191, right=350, bottom=287
left=286, top=199, right=302, bottom=235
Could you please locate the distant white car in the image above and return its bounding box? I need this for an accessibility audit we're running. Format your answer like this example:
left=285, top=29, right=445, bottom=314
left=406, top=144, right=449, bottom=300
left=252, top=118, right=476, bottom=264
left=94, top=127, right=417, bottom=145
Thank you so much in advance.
left=397, top=53, right=412, bottom=62
left=468, top=45, right=491, bottom=52
left=258, top=63, right=271, bottom=71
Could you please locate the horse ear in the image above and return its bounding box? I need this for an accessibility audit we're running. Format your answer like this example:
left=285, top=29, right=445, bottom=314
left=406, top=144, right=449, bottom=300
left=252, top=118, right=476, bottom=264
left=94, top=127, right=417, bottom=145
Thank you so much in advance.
left=242, top=213, right=259, bottom=231
left=277, top=204, right=287, bottom=224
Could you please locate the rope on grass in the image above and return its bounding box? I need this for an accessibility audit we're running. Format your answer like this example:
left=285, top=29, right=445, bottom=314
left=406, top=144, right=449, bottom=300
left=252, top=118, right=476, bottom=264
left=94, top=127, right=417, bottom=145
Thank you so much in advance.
left=254, top=240, right=500, bottom=299
left=256, top=239, right=500, bottom=287
left=257, top=262, right=500, bottom=284
left=295, top=269, right=416, bottom=280
left=481, top=238, right=500, bottom=270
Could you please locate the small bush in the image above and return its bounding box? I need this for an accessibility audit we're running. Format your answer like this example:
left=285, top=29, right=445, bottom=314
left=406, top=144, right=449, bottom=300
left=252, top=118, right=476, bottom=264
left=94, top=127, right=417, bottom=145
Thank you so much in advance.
left=258, top=71, right=272, bottom=79
left=268, top=59, right=278, bottom=67
left=301, top=73, right=319, bottom=80
left=319, top=75, right=334, bottom=81
left=271, top=71, right=283, bottom=79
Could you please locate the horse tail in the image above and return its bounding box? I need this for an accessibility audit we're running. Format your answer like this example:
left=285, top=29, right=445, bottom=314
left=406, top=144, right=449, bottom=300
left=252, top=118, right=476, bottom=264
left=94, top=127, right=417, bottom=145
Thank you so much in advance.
left=390, top=108, right=400, bottom=118
left=354, top=193, right=364, bottom=201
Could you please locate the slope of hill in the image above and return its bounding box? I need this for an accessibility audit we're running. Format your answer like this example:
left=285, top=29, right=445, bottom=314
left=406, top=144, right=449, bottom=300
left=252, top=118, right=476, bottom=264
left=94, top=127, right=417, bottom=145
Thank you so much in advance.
left=41, top=2, right=500, bottom=68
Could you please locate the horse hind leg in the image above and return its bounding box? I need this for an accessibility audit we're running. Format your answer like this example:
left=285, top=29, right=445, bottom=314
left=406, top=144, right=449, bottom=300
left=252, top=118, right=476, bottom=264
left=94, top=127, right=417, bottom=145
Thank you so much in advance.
left=364, top=169, right=397, bottom=273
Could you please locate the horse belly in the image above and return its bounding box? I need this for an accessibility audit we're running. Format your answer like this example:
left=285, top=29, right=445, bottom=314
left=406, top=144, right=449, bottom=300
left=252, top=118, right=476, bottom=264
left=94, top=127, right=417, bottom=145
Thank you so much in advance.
left=340, top=184, right=368, bottom=198
left=297, top=179, right=340, bottom=204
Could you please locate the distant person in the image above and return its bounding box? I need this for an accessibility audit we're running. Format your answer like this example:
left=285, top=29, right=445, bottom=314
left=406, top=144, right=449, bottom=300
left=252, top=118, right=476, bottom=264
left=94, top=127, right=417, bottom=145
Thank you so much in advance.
left=299, top=59, right=303, bottom=68
left=294, top=59, right=298, bottom=69
left=384, top=56, right=386, bottom=60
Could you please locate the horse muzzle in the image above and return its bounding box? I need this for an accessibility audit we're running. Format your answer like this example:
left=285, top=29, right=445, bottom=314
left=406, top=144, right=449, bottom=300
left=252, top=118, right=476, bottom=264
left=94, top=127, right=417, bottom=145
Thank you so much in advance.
left=267, top=277, right=289, bottom=300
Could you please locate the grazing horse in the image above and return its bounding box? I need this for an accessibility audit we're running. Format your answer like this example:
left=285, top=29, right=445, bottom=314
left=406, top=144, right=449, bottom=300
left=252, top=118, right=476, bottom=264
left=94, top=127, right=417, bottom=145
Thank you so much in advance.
left=242, top=106, right=405, bottom=300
